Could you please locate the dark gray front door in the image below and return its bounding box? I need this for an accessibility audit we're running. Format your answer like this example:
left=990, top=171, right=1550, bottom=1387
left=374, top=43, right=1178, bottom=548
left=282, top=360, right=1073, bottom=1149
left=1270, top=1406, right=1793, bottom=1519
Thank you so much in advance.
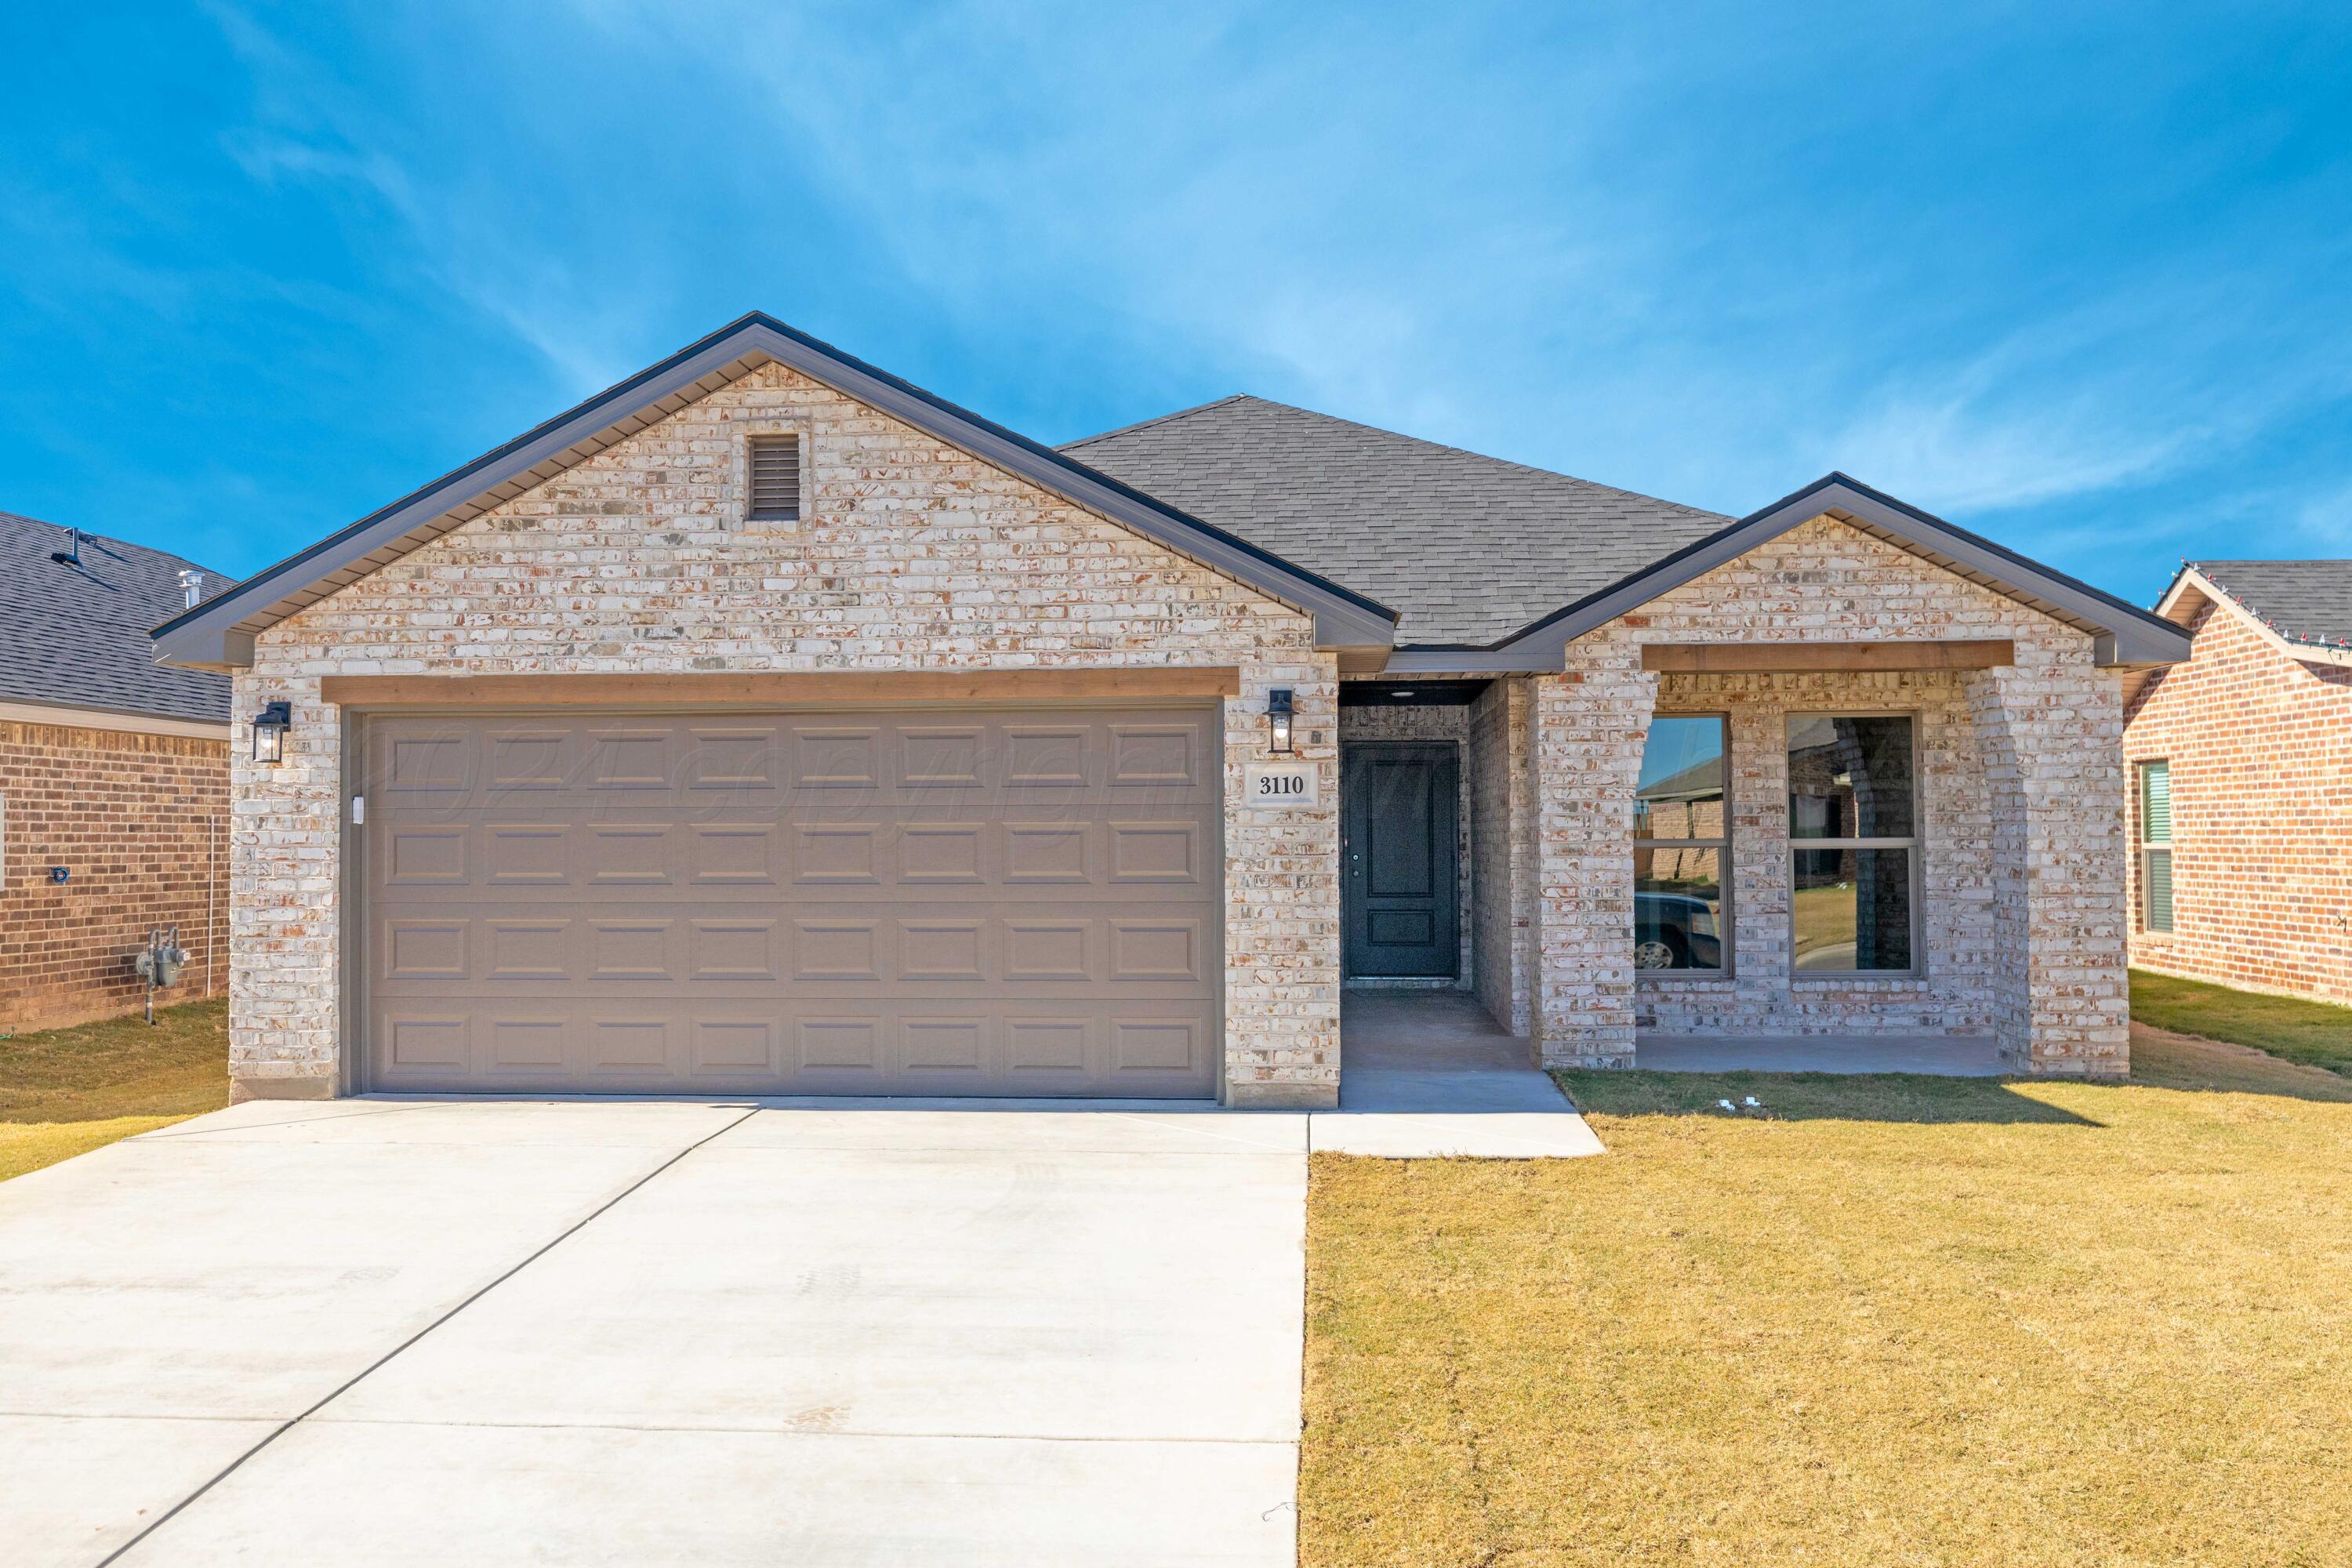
left=1341, top=742, right=1459, bottom=978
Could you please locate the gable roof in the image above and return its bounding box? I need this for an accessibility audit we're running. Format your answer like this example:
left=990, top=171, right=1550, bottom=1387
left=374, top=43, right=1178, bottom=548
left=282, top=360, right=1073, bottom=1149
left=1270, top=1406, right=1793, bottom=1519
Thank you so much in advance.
left=1071, top=404, right=2188, bottom=667
left=151, top=313, right=2189, bottom=677
left=1459, top=472, right=2192, bottom=669
left=2162, top=560, right=2352, bottom=652
left=1065, top=396, right=1728, bottom=645
left=152, top=314, right=1398, bottom=671
left=0, top=512, right=230, bottom=724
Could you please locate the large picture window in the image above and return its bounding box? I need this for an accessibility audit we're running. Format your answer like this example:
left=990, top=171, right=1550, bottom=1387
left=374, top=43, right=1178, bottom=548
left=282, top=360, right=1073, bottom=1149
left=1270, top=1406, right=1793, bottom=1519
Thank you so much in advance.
left=2140, top=759, right=2173, bottom=933
left=1633, top=715, right=1727, bottom=971
left=1788, top=715, right=1917, bottom=973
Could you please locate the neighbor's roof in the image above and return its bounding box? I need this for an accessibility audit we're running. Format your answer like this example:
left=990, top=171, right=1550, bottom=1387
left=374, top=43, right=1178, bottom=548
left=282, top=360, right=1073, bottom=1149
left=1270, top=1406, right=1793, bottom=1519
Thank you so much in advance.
left=1065, top=396, right=1729, bottom=645
left=2176, top=560, right=2352, bottom=650
left=0, top=513, right=230, bottom=724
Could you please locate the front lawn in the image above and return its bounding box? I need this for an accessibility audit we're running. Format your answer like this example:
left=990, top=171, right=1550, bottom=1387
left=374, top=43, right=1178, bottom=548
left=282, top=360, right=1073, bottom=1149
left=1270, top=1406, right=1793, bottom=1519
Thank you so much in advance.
left=0, top=997, right=229, bottom=1181
left=2132, top=967, right=2352, bottom=1076
left=1302, top=1029, right=2352, bottom=1566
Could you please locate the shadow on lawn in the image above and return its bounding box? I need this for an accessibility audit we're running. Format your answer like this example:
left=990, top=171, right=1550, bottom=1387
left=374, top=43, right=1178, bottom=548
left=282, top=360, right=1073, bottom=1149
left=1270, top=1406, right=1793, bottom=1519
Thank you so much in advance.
left=1556, top=1027, right=2352, bottom=1123
left=1550, top=1068, right=2102, bottom=1125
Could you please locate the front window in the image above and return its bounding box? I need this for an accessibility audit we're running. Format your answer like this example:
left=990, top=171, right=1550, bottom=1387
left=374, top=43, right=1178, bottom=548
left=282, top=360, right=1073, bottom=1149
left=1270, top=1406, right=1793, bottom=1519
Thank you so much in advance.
left=1633, top=715, right=1728, bottom=971
left=2140, top=760, right=2173, bottom=933
left=1788, top=715, right=1918, bottom=973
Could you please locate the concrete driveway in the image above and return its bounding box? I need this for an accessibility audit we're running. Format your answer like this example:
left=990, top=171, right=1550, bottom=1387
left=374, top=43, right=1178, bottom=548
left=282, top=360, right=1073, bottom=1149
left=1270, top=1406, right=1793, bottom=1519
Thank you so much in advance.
left=2, top=1098, right=1307, bottom=1566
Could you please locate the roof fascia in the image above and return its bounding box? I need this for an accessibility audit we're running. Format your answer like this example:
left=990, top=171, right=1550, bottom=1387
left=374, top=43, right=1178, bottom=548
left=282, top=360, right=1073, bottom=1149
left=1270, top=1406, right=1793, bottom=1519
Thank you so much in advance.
left=156, top=316, right=1395, bottom=670
left=1486, top=474, right=2191, bottom=669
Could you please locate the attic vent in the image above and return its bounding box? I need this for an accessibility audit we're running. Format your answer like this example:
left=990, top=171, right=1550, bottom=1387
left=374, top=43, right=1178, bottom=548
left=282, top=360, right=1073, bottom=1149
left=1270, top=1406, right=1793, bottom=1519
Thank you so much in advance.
left=748, top=434, right=801, bottom=523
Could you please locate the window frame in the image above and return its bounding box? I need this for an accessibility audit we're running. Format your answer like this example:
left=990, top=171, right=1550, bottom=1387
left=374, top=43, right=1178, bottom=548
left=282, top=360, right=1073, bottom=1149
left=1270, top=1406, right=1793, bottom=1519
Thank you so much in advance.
left=1784, top=709, right=1923, bottom=981
left=2138, top=758, right=2174, bottom=935
left=1632, top=710, right=1733, bottom=979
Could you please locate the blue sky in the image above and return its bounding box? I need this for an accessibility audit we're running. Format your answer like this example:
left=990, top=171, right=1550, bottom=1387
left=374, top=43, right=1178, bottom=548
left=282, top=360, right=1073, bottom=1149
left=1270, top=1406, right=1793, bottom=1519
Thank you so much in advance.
left=4, top=3, right=2348, bottom=607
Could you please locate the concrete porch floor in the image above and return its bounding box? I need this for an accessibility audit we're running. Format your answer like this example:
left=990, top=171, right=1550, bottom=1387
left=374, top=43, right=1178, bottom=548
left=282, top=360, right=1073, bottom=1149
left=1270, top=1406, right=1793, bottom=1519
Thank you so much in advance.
left=1330, top=991, right=1602, bottom=1158
left=1635, top=1031, right=2006, bottom=1076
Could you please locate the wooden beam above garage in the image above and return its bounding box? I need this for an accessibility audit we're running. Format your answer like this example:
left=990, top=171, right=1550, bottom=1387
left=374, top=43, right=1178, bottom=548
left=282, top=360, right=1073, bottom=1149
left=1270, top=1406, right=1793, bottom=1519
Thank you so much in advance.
left=1639, top=640, right=2016, bottom=674
left=319, top=666, right=1244, bottom=709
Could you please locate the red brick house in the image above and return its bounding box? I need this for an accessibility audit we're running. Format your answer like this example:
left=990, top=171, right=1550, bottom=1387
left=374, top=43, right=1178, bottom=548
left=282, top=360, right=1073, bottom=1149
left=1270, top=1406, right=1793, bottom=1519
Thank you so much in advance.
left=2124, top=561, right=2352, bottom=1005
left=0, top=514, right=232, bottom=1030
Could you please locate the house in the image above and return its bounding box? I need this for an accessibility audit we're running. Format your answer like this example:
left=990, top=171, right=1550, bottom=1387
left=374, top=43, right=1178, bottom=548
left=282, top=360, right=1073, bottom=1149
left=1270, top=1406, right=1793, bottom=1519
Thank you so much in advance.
left=2123, top=561, right=2352, bottom=1005
left=151, top=314, right=2190, bottom=1105
left=1, top=514, right=231, bottom=1030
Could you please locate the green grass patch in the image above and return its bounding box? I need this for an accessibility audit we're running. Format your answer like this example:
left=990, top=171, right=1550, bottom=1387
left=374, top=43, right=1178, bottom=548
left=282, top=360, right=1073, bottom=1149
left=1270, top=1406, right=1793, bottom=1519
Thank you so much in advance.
left=2132, top=967, right=2352, bottom=1076
left=0, top=997, right=228, bottom=1181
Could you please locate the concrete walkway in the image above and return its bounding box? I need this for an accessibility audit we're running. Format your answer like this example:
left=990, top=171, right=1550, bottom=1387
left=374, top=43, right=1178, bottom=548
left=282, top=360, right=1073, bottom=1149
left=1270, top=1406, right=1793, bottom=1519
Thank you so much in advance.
left=2, top=1099, right=1308, bottom=1566
left=1327, top=991, right=1606, bottom=1157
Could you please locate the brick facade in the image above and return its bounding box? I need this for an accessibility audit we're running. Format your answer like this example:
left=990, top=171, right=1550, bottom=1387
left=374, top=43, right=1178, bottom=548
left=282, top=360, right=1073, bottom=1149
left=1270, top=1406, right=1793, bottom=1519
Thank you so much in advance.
left=2122, top=597, right=2352, bottom=1004
left=1531, top=517, right=2130, bottom=1076
left=0, top=719, right=230, bottom=1031
left=1470, top=677, right=1536, bottom=1035
left=230, top=361, right=1340, bottom=1105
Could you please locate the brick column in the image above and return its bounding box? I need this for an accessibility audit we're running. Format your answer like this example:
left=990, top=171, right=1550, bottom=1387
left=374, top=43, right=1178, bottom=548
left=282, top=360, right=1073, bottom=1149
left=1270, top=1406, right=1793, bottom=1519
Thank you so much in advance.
left=1532, top=644, right=1656, bottom=1068
left=1965, top=659, right=2130, bottom=1076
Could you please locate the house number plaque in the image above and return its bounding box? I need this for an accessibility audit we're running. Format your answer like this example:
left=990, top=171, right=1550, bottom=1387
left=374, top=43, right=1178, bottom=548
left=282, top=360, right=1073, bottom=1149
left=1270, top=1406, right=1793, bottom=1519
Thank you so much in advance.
left=1245, top=762, right=1319, bottom=808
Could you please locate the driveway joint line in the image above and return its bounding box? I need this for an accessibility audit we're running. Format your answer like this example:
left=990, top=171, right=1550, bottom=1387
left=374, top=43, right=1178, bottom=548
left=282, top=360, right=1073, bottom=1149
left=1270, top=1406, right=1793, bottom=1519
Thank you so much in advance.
left=132, top=1103, right=446, bottom=1141
left=93, top=1104, right=761, bottom=1567
left=303, top=1415, right=1301, bottom=1444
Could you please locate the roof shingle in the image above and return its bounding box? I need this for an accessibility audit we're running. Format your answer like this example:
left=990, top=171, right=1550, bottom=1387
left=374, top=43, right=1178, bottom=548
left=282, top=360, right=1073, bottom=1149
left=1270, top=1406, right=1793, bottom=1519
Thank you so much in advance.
left=2185, top=559, right=2352, bottom=649
left=1064, top=395, right=1728, bottom=645
left=0, top=513, right=230, bottom=723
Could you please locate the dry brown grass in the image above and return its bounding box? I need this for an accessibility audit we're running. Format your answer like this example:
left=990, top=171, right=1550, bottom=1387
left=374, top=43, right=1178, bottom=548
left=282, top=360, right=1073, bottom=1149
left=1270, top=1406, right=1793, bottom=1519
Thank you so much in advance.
left=1302, top=1027, right=2352, bottom=1566
left=0, top=997, right=228, bottom=1181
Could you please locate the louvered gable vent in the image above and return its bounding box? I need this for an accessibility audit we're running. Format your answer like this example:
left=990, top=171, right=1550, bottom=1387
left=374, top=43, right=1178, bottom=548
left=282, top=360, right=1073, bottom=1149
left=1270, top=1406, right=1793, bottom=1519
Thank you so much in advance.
left=748, top=434, right=800, bottom=522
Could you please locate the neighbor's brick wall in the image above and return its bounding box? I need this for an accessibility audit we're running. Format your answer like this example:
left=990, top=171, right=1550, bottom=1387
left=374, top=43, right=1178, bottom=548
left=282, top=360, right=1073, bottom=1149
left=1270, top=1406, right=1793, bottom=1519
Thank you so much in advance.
left=231, top=359, right=1338, bottom=1103
left=0, top=719, right=229, bottom=1031
left=2122, top=599, right=2352, bottom=1004
left=1337, top=699, right=1472, bottom=989
left=1536, top=517, right=2129, bottom=1076
left=1469, top=677, right=1535, bottom=1034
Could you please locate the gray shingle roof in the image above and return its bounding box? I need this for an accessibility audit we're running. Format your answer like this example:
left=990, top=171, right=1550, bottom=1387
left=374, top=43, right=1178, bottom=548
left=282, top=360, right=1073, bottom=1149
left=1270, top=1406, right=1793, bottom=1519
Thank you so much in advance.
left=2187, top=560, right=2352, bottom=649
left=0, top=513, right=230, bottom=723
left=1063, top=395, right=1729, bottom=645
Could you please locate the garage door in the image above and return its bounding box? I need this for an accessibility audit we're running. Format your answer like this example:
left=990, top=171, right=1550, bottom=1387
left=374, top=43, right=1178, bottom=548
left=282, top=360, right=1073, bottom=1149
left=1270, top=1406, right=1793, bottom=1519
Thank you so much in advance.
left=358, top=705, right=1222, bottom=1097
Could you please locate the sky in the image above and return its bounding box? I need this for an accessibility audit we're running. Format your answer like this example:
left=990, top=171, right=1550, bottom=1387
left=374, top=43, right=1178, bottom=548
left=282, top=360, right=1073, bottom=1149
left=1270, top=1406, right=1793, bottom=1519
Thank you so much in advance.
left=3, top=2, right=2348, bottom=609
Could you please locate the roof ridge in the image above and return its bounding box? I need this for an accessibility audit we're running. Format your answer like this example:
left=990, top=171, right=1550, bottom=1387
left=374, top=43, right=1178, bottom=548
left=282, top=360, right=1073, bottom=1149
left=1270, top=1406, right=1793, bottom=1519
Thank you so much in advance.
left=1074, top=394, right=1728, bottom=521
left=1059, top=394, right=1253, bottom=449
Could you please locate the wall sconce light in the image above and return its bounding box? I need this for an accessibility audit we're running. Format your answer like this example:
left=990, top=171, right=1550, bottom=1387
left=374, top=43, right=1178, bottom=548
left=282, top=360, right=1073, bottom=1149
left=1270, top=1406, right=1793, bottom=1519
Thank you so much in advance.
left=1266, top=688, right=1294, bottom=755
left=252, top=700, right=292, bottom=764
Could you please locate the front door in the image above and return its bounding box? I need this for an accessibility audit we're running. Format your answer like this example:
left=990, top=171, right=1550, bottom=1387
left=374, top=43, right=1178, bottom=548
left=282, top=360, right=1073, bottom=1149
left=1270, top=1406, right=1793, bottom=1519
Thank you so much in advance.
left=1341, top=742, right=1459, bottom=978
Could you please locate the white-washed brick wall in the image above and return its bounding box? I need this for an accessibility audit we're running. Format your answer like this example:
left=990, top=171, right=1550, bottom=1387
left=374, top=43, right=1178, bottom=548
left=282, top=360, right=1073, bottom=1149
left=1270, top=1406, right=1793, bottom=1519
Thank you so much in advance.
left=1470, top=677, right=1535, bottom=1034
left=1538, top=516, right=2129, bottom=1075
left=230, top=361, right=1340, bottom=1104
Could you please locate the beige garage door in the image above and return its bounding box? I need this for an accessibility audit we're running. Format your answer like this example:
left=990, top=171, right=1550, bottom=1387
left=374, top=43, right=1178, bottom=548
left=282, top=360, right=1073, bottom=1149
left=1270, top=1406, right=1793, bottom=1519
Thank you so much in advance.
left=358, top=705, right=1223, bottom=1097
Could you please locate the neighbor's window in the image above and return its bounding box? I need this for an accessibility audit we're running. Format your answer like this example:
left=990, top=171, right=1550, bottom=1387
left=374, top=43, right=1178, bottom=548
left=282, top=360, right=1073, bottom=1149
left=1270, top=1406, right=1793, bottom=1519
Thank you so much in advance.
left=1633, top=715, right=1728, bottom=972
left=2140, top=759, right=2173, bottom=933
left=747, top=433, right=801, bottom=523
left=1788, top=715, right=1917, bottom=973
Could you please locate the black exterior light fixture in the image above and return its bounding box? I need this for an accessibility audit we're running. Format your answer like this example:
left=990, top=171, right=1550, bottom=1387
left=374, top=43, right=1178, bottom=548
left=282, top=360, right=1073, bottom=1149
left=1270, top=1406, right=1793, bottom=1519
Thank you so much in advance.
left=252, top=700, right=292, bottom=764
left=1266, top=688, right=1295, bottom=755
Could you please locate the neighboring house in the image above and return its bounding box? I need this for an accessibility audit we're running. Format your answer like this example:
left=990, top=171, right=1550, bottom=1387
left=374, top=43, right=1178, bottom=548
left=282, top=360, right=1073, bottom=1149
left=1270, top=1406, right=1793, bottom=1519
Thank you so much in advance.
left=0, top=514, right=231, bottom=1031
left=152, top=314, right=2189, bottom=1105
left=2123, top=561, right=2352, bottom=1005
